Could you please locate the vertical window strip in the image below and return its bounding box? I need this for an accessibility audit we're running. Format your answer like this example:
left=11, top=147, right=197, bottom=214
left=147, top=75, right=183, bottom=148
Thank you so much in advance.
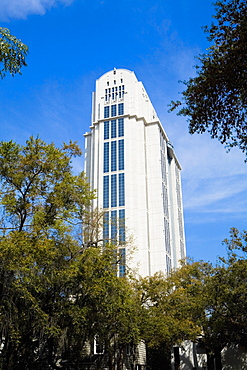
left=119, top=248, right=126, bottom=277
left=103, top=212, right=109, bottom=243
left=118, top=103, right=124, bottom=115
left=103, top=176, right=109, bottom=208
left=118, top=118, right=124, bottom=137
left=119, top=209, right=125, bottom=242
left=118, top=139, right=124, bottom=170
left=111, top=104, right=117, bottom=117
left=104, top=121, right=109, bottom=140
left=119, top=173, right=125, bottom=207
left=111, top=119, right=117, bottom=138
left=111, top=141, right=117, bottom=172
left=103, top=142, right=109, bottom=173
left=104, top=106, right=109, bottom=118
left=111, top=174, right=117, bottom=207
left=111, top=210, right=117, bottom=241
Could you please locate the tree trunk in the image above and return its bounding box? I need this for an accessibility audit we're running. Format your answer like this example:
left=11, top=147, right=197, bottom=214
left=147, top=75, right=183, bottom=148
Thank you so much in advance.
left=215, top=347, right=222, bottom=370
left=206, top=350, right=215, bottom=370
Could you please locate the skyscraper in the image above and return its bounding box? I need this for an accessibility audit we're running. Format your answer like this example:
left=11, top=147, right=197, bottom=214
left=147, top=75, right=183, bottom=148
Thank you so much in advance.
left=84, top=68, right=185, bottom=277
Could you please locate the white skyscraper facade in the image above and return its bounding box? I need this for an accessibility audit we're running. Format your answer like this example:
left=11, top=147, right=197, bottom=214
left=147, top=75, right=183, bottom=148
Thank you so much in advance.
left=84, top=68, right=186, bottom=277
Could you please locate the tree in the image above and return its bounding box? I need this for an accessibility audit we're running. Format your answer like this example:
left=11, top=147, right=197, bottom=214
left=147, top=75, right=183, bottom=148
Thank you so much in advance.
left=170, top=0, right=247, bottom=158
left=0, top=137, right=141, bottom=369
left=137, top=249, right=247, bottom=370
left=0, top=137, right=95, bottom=368
left=207, top=228, right=247, bottom=350
left=0, top=27, right=28, bottom=79
left=135, top=261, right=212, bottom=369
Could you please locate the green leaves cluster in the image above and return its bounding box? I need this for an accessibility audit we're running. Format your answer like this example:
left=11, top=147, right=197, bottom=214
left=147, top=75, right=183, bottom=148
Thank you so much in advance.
left=171, top=0, right=247, bottom=158
left=0, top=27, right=28, bottom=79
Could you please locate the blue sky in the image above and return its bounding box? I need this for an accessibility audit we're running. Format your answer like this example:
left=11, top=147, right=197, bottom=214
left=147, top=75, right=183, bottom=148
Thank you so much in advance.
left=1, top=0, right=247, bottom=264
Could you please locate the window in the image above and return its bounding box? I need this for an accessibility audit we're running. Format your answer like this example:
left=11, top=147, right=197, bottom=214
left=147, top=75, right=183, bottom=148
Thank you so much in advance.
left=119, top=209, right=125, bottom=242
left=166, top=255, right=171, bottom=273
left=111, top=104, right=117, bottom=117
left=119, top=248, right=126, bottom=277
left=118, top=118, right=124, bottom=137
left=104, top=106, right=109, bottom=118
left=111, top=141, right=117, bottom=172
left=103, top=212, right=109, bottom=243
left=118, top=139, right=124, bottom=170
left=118, top=103, right=124, bottom=116
left=103, top=176, right=109, bottom=208
left=104, top=121, right=109, bottom=140
left=111, top=119, right=117, bottom=138
left=111, top=174, right=117, bottom=207
left=119, top=173, right=125, bottom=207
left=111, top=210, right=117, bottom=241
left=103, top=142, right=109, bottom=173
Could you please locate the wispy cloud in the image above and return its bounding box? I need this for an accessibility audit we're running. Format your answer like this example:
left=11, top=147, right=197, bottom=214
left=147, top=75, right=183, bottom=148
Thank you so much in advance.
left=0, top=0, right=74, bottom=21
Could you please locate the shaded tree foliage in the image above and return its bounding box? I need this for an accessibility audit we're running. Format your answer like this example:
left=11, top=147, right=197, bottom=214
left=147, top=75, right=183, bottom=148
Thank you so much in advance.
left=170, top=0, right=247, bottom=158
left=0, top=27, right=28, bottom=79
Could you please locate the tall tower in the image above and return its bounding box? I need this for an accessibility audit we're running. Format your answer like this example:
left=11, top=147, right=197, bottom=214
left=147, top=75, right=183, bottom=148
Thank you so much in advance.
left=84, top=68, right=185, bottom=277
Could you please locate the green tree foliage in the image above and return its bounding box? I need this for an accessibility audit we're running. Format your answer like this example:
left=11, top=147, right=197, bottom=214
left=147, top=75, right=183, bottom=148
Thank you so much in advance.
left=0, top=27, right=28, bottom=79
left=137, top=262, right=211, bottom=348
left=137, top=246, right=247, bottom=370
left=0, top=137, right=139, bottom=369
left=170, top=0, right=247, bottom=157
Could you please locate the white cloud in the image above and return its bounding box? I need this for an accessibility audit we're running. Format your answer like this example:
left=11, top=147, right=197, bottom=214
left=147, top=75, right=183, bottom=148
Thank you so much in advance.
left=0, top=0, right=74, bottom=21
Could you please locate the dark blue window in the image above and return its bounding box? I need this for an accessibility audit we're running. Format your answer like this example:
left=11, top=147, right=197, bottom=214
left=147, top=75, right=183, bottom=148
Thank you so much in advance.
left=103, top=212, right=109, bottom=242
left=111, top=141, right=117, bottom=172
left=118, top=139, right=124, bottom=171
left=111, top=120, right=117, bottom=138
left=104, top=121, right=109, bottom=140
left=118, top=103, right=124, bottom=116
left=119, top=209, right=125, bottom=242
left=119, top=248, right=126, bottom=277
left=104, top=106, right=109, bottom=118
left=103, top=176, right=109, bottom=208
left=111, top=210, right=117, bottom=241
left=119, top=173, right=125, bottom=207
left=118, top=118, right=124, bottom=137
left=111, top=174, right=117, bottom=207
left=111, top=104, right=117, bottom=117
left=104, top=142, right=109, bottom=173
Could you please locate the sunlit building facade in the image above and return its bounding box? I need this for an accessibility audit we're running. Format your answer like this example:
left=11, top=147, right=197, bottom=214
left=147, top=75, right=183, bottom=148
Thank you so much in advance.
left=84, top=68, right=185, bottom=277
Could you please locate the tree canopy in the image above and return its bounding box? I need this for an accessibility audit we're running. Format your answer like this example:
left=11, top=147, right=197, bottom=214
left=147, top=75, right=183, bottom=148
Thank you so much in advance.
left=170, top=0, right=247, bottom=158
left=0, top=137, right=140, bottom=369
left=136, top=233, right=247, bottom=370
left=0, top=27, right=28, bottom=79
